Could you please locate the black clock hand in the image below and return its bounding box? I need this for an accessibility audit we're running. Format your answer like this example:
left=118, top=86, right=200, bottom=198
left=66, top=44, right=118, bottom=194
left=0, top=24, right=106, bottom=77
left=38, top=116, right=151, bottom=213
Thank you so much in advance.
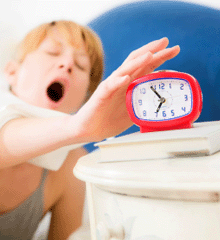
left=156, top=97, right=166, bottom=113
left=150, top=86, right=162, bottom=99
left=156, top=102, right=163, bottom=113
left=150, top=86, right=166, bottom=112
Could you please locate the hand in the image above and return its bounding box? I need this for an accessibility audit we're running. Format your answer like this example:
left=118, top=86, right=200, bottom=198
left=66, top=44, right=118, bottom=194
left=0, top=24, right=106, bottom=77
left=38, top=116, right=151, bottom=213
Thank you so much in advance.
left=71, top=37, right=180, bottom=142
left=150, top=86, right=162, bottom=99
left=150, top=86, right=166, bottom=112
left=156, top=97, right=166, bottom=113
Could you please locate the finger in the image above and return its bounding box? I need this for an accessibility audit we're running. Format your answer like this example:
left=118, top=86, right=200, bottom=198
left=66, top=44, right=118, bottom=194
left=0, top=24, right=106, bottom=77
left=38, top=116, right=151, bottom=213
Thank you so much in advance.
left=114, top=75, right=131, bottom=92
left=117, top=51, right=153, bottom=77
left=97, top=75, right=131, bottom=101
left=147, top=45, right=180, bottom=73
left=122, top=37, right=169, bottom=65
left=132, top=45, right=180, bottom=78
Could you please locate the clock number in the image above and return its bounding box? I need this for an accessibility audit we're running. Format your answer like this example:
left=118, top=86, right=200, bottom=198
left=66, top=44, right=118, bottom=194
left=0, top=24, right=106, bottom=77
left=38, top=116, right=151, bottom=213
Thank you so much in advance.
left=138, top=99, right=142, bottom=106
left=143, top=110, right=147, bottom=117
left=162, top=111, right=166, bottom=117
left=171, top=110, right=175, bottom=116
left=155, top=112, right=158, bottom=118
left=169, top=83, right=172, bottom=89
left=140, top=88, right=146, bottom=94
left=159, top=83, right=165, bottom=90
left=180, top=83, right=184, bottom=90
left=182, top=107, right=186, bottom=112
left=184, top=95, right=188, bottom=101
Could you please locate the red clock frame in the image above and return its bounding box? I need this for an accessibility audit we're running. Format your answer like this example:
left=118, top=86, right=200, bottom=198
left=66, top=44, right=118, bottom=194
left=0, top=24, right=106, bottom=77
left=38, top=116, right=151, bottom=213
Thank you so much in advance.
left=126, top=71, right=203, bottom=133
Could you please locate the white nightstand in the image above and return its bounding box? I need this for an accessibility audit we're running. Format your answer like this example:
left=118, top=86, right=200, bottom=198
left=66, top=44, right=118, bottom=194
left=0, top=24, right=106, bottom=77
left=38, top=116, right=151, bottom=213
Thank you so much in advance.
left=74, top=121, right=220, bottom=240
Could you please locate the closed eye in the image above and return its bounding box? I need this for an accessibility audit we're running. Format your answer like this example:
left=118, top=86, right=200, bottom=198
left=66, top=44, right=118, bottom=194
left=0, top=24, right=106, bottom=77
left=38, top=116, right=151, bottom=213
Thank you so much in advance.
left=46, top=51, right=60, bottom=56
left=75, top=61, right=86, bottom=71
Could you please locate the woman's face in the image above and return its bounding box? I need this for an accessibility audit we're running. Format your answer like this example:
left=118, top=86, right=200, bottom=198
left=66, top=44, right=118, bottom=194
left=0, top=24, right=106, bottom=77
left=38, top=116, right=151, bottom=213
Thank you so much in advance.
left=10, top=30, right=91, bottom=114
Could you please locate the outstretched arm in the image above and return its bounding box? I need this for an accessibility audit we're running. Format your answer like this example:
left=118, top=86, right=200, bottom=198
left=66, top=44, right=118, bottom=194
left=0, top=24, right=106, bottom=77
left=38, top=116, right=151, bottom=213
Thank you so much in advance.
left=0, top=37, right=180, bottom=168
left=69, top=37, right=180, bottom=142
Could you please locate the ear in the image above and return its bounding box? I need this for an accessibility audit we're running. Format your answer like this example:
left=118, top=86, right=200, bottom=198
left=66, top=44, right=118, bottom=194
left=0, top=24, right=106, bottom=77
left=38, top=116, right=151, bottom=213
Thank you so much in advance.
left=4, top=60, right=19, bottom=86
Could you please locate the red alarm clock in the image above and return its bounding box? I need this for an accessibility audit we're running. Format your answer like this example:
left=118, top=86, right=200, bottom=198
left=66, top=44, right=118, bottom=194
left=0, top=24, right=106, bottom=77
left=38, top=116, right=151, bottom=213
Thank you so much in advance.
left=126, top=70, right=203, bottom=133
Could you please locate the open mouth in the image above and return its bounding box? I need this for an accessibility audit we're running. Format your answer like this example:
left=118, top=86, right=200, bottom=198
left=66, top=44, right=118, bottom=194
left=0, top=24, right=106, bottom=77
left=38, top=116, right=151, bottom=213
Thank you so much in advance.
left=47, top=81, right=64, bottom=103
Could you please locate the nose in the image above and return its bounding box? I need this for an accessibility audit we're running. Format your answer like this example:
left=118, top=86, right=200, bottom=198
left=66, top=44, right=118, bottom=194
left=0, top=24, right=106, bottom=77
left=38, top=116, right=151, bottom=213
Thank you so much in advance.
left=59, top=64, right=72, bottom=74
left=58, top=55, right=74, bottom=74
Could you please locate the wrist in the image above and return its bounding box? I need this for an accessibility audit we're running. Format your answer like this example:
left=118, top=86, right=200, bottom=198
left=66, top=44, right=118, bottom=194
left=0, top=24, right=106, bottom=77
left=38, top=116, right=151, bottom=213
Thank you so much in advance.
left=62, top=114, right=90, bottom=146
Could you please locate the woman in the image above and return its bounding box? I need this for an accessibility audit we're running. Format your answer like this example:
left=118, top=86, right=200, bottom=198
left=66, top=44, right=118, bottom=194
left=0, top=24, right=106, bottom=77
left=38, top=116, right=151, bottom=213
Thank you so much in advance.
left=0, top=20, right=180, bottom=239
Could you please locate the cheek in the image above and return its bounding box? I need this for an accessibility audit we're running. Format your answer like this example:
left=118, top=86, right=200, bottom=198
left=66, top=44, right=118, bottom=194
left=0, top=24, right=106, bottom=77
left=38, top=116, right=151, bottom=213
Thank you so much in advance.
left=69, top=75, right=90, bottom=105
left=17, top=57, right=47, bottom=90
left=79, top=76, right=90, bottom=93
left=15, top=69, right=34, bottom=96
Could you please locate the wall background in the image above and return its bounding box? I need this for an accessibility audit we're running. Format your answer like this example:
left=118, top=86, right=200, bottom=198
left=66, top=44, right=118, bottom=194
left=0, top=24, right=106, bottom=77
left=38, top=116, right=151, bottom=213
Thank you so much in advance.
left=0, top=0, right=220, bottom=75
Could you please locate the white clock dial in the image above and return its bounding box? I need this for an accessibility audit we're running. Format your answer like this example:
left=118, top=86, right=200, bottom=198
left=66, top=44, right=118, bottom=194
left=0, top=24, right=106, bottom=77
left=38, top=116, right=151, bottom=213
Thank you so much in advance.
left=132, top=78, right=193, bottom=121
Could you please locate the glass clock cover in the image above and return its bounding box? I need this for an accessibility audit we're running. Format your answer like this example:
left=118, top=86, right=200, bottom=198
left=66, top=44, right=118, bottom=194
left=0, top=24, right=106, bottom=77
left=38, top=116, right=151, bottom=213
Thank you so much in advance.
left=132, top=78, right=192, bottom=121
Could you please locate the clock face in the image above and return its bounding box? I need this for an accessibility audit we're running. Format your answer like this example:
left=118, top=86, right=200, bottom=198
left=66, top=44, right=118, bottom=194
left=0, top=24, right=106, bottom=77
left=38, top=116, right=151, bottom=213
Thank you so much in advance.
left=132, top=78, right=193, bottom=121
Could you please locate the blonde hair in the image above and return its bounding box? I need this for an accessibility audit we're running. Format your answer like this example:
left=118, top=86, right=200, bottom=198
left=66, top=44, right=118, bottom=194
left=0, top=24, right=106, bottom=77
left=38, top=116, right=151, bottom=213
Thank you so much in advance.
left=15, top=20, right=104, bottom=98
